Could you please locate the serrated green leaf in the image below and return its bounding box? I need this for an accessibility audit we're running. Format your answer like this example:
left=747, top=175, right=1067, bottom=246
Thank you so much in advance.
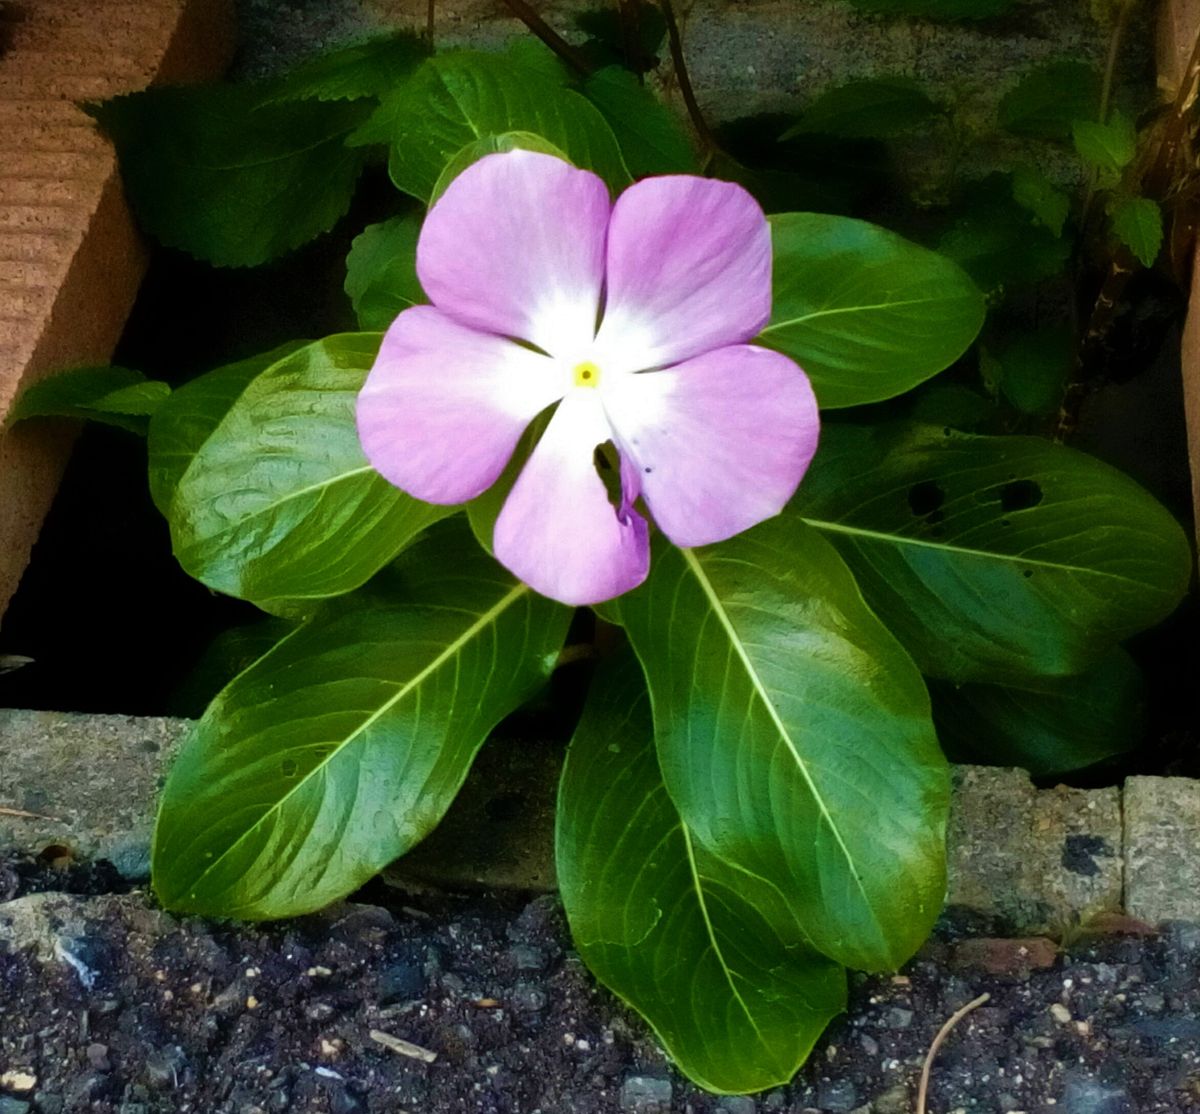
left=931, top=648, right=1144, bottom=777
left=760, top=212, right=985, bottom=408
left=153, top=520, right=571, bottom=918
left=163, top=334, right=451, bottom=608
left=430, top=132, right=569, bottom=204
left=264, top=31, right=428, bottom=103
left=1111, top=196, right=1163, bottom=267
left=845, top=0, right=1013, bottom=16
left=90, top=87, right=371, bottom=267
left=558, top=653, right=847, bottom=1093
left=147, top=342, right=307, bottom=515
left=983, top=326, right=1073, bottom=416
left=1011, top=166, right=1070, bottom=237
left=350, top=51, right=630, bottom=201
left=344, top=214, right=425, bottom=331
left=611, top=520, right=950, bottom=972
left=998, top=61, right=1102, bottom=139
left=794, top=422, right=1192, bottom=684
left=780, top=77, right=941, bottom=140
left=9, top=366, right=170, bottom=434
left=1072, top=112, right=1136, bottom=185
left=582, top=67, right=697, bottom=176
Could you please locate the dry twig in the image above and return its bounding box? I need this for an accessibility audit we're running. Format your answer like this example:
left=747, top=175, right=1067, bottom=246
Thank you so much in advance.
left=369, top=1029, right=438, bottom=1063
left=0, top=805, right=62, bottom=822
left=916, top=992, right=991, bottom=1114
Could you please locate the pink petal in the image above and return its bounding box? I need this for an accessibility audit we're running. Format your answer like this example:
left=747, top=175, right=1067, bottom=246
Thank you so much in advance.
left=357, top=306, right=562, bottom=505
left=602, top=345, right=820, bottom=547
left=416, top=150, right=611, bottom=358
left=593, top=176, right=772, bottom=371
left=494, top=392, right=650, bottom=605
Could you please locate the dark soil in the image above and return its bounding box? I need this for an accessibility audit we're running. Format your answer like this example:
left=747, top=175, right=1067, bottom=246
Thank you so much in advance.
left=1, top=856, right=1198, bottom=1114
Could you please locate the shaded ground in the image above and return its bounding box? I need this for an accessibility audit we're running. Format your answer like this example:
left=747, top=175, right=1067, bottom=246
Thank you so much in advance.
left=1, top=856, right=1198, bottom=1114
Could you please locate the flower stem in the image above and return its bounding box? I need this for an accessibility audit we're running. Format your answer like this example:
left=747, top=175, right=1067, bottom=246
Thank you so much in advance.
left=500, top=0, right=596, bottom=76
left=659, top=0, right=716, bottom=154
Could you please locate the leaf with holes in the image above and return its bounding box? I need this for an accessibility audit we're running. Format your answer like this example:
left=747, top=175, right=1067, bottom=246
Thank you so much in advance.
left=350, top=51, right=630, bottom=201
left=610, top=519, right=949, bottom=972
left=152, top=520, right=571, bottom=918
left=793, top=422, right=1192, bottom=684
left=558, top=653, right=847, bottom=1093
left=931, top=647, right=1144, bottom=777
left=760, top=213, right=985, bottom=408
left=162, top=334, right=451, bottom=608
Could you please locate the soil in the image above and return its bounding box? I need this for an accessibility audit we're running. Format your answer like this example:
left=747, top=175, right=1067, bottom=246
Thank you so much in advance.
left=1, top=855, right=1198, bottom=1114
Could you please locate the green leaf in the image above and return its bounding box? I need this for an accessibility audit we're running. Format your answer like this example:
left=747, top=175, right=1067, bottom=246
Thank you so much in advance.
left=9, top=366, right=170, bottom=434
left=163, top=334, right=451, bottom=608
left=611, top=520, right=950, bottom=972
left=780, top=77, right=941, bottom=140
left=1111, top=196, right=1163, bottom=267
left=982, top=326, right=1073, bottom=416
left=998, top=61, right=1102, bottom=139
left=90, top=86, right=370, bottom=267
left=430, top=132, right=569, bottom=204
left=844, top=0, right=1014, bottom=16
left=1011, top=166, right=1070, bottom=237
left=1072, top=112, right=1136, bottom=185
left=575, top=4, right=666, bottom=69
left=153, top=520, right=571, bottom=918
left=344, top=214, right=425, bottom=331
left=794, top=422, right=1193, bottom=684
left=169, top=616, right=297, bottom=719
left=939, top=173, right=1071, bottom=293
left=931, top=648, right=1144, bottom=777
left=264, top=31, right=428, bottom=103
left=760, top=213, right=985, bottom=408
left=147, top=342, right=306, bottom=515
left=582, top=67, right=697, bottom=176
left=351, top=52, right=630, bottom=201
left=558, top=653, right=847, bottom=1093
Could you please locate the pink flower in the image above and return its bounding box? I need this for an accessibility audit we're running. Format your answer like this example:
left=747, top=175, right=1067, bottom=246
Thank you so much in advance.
left=356, top=150, right=820, bottom=606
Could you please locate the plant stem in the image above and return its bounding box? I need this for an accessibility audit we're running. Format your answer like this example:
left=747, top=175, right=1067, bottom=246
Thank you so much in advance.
left=426, top=0, right=436, bottom=46
left=500, top=0, right=596, bottom=76
left=659, top=0, right=715, bottom=153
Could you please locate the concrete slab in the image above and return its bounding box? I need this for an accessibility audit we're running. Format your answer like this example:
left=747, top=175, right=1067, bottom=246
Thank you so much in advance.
left=1124, top=775, right=1200, bottom=924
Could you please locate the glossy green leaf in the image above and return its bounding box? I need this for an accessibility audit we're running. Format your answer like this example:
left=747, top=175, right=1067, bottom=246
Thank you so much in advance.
left=264, top=31, right=428, bottom=103
left=760, top=213, right=985, bottom=408
left=998, top=61, right=1102, bottom=139
left=430, top=132, right=569, bottom=204
left=1072, top=112, right=1136, bottom=185
left=9, top=366, right=170, bottom=434
left=582, top=67, right=696, bottom=176
left=982, top=326, right=1072, bottom=416
left=344, top=214, right=424, bottom=331
left=795, top=423, right=1193, bottom=684
left=1011, top=166, right=1070, bottom=237
left=90, top=88, right=371, bottom=266
left=147, top=342, right=306, bottom=515
left=780, top=77, right=941, bottom=140
left=558, top=653, right=846, bottom=1093
left=153, top=521, right=571, bottom=918
left=164, top=334, right=451, bottom=607
left=351, top=51, right=630, bottom=201
left=1111, top=196, right=1163, bottom=268
left=931, top=648, right=1144, bottom=777
left=611, top=521, right=950, bottom=972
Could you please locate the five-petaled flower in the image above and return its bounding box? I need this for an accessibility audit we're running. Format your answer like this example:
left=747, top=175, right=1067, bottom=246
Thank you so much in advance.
left=356, top=150, right=820, bottom=606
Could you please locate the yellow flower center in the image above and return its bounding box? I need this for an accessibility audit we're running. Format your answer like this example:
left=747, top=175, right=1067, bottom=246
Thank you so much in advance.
left=573, top=361, right=601, bottom=388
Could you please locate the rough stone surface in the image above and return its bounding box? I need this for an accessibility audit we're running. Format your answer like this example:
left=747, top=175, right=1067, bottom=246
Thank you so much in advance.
left=0, top=0, right=234, bottom=624
left=0, top=710, right=190, bottom=878
left=947, top=766, right=1123, bottom=934
left=1124, top=776, right=1200, bottom=924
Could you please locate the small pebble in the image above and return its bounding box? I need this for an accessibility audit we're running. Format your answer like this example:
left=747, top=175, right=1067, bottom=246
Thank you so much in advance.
left=85, top=1043, right=110, bottom=1072
left=619, top=1075, right=672, bottom=1113
left=1050, top=1004, right=1072, bottom=1024
left=817, top=1078, right=860, bottom=1113
left=715, top=1097, right=755, bottom=1114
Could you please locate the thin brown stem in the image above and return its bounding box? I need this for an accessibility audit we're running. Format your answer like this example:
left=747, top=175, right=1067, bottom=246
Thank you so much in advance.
left=1097, top=0, right=1133, bottom=124
left=499, top=0, right=596, bottom=76
left=916, top=992, right=990, bottom=1114
left=426, top=0, right=436, bottom=46
left=659, top=0, right=715, bottom=153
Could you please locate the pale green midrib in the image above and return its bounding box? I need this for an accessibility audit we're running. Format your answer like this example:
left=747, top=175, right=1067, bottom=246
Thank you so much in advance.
left=679, top=548, right=882, bottom=937
left=759, top=295, right=955, bottom=333
left=681, top=823, right=767, bottom=1045
left=174, top=583, right=529, bottom=900
left=806, top=518, right=1167, bottom=585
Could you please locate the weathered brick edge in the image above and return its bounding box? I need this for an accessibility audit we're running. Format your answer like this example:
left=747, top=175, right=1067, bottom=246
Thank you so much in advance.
left=2, top=709, right=1198, bottom=927
left=0, top=0, right=235, bottom=624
